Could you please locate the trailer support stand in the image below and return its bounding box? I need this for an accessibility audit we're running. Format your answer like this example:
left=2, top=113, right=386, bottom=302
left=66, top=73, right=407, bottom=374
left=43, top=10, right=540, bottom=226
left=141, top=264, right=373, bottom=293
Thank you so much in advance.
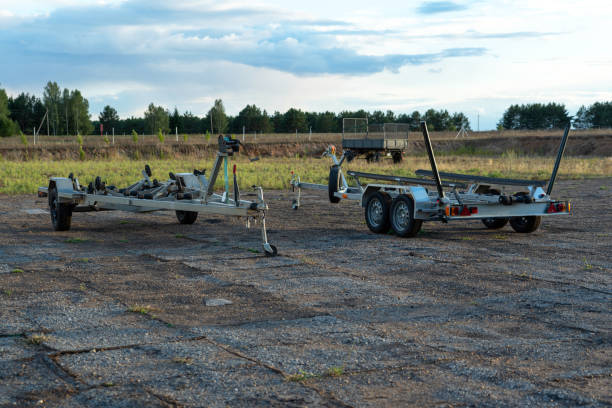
left=547, top=123, right=571, bottom=195
left=420, top=121, right=445, bottom=199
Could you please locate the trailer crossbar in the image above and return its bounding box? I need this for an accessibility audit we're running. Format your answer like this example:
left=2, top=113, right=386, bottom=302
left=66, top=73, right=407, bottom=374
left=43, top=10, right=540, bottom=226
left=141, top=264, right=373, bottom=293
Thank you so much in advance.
left=347, top=171, right=467, bottom=189
left=415, top=170, right=547, bottom=187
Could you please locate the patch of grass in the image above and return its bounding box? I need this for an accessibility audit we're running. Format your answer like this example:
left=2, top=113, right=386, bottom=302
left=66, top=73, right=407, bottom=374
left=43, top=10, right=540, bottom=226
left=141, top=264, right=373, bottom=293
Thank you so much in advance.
left=119, top=220, right=130, bottom=224
left=175, top=233, right=186, bottom=239
left=127, top=305, right=156, bottom=315
left=247, top=248, right=260, bottom=254
left=79, top=258, right=89, bottom=263
left=494, top=234, right=508, bottom=240
left=3, top=289, right=13, bottom=296
left=65, top=238, right=87, bottom=244
left=583, top=257, right=593, bottom=270
left=79, top=283, right=87, bottom=291
left=119, top=239, right=129, bottom=243
left=0, top=155, right=609, bottom=195
left=102, top=382, right=115, bottom=387
left=600, top=185, right=608, bottom=190
left=172, top=356, right=193, bottom=365
left=11, top=268, right=24, bottom=274
left=27, top=334, right=49, bottom=345
left=286, top=370, right=318, bottom=382
left=327, top=366, right=345, bottom=377
left=460, top=236, right=473, bottom=241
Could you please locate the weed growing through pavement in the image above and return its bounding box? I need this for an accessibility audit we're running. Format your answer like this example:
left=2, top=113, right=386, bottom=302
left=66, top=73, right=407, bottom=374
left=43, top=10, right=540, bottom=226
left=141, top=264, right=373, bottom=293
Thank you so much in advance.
left=79, top=283, right=87, bottom=291
left=583, top=257, right=593, bottom=270
left=3, top=289, right=12, bottom=296
left=247, top=248, right=260, bottom=254
left=327, top=366, right=344, bottom=377
left=494, top=234, right=508, bottom=240
left=127, top=305, right=156, bottom=315
left=287, top=370, right=318, bottom=382
left=11, top=268, right=24, bottom=274
left=65, top=238, right=87, bottom=243
left=27, top=334, right=49, bottom=345
left=175, top=234, right=186, bottom=239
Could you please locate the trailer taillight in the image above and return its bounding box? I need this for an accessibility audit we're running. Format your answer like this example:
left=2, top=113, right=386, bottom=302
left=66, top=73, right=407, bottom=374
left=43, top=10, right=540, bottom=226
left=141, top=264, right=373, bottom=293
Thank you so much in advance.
left=556, top=203, right=565, bottom=212
left=446, top=206, right=477, bottom=217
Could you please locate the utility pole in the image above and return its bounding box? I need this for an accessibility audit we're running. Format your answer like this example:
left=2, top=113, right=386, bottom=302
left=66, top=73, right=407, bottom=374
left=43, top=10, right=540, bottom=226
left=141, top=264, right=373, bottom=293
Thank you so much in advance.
left=477, top=112, right=480, bottom=132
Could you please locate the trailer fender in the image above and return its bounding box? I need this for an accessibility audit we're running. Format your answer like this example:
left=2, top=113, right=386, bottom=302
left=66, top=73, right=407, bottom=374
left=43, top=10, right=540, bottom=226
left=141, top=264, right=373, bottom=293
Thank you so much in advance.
left=48, top=178, right=78, bottom=205
left=361, top=186, right=382, bottom=207
left=406, top=186, right=431, bottom=220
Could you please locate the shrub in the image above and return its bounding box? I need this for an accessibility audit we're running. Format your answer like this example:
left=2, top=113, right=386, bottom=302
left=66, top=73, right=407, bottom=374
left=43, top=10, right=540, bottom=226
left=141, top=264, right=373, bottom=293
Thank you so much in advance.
left=131, top=129, right=138, bottom=143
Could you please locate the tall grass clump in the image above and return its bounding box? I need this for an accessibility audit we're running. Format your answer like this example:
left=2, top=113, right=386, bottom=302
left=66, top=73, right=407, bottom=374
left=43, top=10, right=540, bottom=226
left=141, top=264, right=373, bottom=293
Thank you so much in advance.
left=132, top=129, right=138, bottom=143
left=158, top=129, right=165, bottom=144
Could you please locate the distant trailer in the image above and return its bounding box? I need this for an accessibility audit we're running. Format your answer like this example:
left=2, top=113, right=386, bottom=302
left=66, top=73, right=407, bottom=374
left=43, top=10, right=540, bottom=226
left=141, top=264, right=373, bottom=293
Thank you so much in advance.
left=342, top=118, right=409, bottom=163
left=291, top=121, right=571, bottom=237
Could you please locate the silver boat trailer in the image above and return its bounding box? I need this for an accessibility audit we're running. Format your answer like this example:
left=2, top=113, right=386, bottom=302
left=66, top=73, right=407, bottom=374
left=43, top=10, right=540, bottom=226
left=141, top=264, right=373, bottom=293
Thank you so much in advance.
left=38, top=135, right=277, bottom=256
left=290, top=121, right=571, bottom=236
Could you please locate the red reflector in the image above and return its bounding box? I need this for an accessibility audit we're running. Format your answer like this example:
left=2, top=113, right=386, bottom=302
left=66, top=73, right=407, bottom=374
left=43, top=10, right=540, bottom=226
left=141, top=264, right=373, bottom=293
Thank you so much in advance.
left=547, top=203, right=556, bottom=213
left=460, top=206, right=471, bottom=216
left=556, top=203, right=565, bottom=212
left=233, top=164, right=237, bottom=174
left=470, top=207, right=478, bottom=214
left=451, top=207, right=459, bottom=216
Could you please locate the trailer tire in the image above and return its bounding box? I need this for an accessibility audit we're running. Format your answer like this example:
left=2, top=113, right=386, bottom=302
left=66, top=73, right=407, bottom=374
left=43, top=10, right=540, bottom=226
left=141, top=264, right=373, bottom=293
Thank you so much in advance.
left=482, top=218, right=509, bottom=229
left=509, top=216, right=541, bottom=233
left=176, top=210, right=198, bottom=224
left=390, top=195, right=422, bottom=237
left=328, top=165, right=341, bottom=203
left=365, top=191, right=391, bottom=234
left=49, top=185, right=72, bottom=231
left=392, top=151, right=402, bottom=164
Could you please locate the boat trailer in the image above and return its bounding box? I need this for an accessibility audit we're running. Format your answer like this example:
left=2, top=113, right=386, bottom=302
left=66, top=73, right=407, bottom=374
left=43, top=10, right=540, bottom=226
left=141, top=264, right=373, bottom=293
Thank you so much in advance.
left=38, top=135, right=278, bottom=256
left=290, top=121, right=571, bottom=236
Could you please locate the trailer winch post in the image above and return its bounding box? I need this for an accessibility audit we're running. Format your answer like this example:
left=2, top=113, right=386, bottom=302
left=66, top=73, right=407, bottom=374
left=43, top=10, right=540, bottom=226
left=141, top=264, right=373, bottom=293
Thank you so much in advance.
left=546, top=123, right=570, bottom=196
left=420, top=121, right=444, bottom=199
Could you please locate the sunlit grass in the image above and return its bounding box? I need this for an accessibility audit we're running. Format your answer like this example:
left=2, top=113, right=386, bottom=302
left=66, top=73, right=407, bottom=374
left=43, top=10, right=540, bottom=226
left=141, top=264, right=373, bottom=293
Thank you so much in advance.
left=0, top=155, right=609, bottom=195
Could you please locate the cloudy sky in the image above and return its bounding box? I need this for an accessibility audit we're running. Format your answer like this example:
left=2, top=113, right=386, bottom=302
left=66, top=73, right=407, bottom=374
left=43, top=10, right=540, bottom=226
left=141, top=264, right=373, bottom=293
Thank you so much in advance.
left=1, top=0, right=610, bottom=129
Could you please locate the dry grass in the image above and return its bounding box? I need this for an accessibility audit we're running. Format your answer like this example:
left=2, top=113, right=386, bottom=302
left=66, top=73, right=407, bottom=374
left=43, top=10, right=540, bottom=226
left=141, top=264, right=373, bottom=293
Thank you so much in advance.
left=0, top=154, right=609, bottom=195
left=2, top=128, right=610, bottom=149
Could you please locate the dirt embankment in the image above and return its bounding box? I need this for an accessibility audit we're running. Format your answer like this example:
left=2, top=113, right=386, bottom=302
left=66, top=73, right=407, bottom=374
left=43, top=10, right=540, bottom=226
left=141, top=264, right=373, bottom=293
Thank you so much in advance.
left=1, top=133, right=610, bottom=160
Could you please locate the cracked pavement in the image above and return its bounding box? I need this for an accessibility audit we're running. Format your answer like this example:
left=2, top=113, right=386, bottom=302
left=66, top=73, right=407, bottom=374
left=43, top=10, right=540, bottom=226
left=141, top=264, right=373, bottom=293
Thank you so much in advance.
left=0, top=179, right=610, bottom=407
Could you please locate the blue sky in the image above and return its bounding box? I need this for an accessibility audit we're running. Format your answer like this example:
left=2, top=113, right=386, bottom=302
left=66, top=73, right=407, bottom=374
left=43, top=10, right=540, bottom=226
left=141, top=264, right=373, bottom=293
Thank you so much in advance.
left=1, top=0, right=610, bottom=129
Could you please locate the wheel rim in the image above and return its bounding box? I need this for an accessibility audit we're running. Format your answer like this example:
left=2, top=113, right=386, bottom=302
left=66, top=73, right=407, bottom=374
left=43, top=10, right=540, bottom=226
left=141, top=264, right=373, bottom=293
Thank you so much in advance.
left=514, top=217, right=529, bottom=226
left=393, top=200, right=410, bottom=230
left=367, top=198, right=384, bottom=226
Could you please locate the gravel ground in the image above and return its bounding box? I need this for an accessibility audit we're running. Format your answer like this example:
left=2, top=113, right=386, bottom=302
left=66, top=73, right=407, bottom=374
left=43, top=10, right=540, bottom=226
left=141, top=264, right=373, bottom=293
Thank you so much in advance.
left=0, top=178, right=610, bottom=407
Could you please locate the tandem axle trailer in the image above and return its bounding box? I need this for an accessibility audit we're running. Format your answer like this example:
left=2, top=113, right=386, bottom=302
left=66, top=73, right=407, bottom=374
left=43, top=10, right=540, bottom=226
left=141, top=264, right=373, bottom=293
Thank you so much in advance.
left=38, top=135, right=278, bottom=256
left=290, top=122, right=571, bottom=236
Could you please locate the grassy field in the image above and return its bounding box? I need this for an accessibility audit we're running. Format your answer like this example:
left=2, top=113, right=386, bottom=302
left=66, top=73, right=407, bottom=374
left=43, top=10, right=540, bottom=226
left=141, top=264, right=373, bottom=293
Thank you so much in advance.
left=1, top=154, right=609, bottom=195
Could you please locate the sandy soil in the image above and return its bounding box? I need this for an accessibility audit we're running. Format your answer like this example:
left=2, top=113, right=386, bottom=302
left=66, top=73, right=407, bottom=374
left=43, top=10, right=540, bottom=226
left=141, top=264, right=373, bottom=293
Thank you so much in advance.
left=0, top=178, right=610, bottom=407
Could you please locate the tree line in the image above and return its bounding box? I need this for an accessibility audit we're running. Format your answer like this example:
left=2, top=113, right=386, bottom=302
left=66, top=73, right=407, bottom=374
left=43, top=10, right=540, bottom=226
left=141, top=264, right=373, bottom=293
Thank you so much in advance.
left=2, top=82, right=612, bottom=137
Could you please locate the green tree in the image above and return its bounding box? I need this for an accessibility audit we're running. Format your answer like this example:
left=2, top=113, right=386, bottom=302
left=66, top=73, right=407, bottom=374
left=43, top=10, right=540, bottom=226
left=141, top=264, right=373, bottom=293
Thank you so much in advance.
left=144, top=103, right=169, bottom=134
left=499, top=103, right=569, bottom=129
left=207, top=99, right=228, bottom=134
left=43, top=81, right=61, bottom=135
left=0, top=88, right=19, bottom=137
left=169, top=107, right=181, bottom=132
left=282, top=108, right=308, bottom=132
left=234, top=104, right=272, bottom=133
left=8, top=93, right=45, bottom=134
left=69, top=89, right=93, bottom=135
left=99, top=105, right=120, bottom=133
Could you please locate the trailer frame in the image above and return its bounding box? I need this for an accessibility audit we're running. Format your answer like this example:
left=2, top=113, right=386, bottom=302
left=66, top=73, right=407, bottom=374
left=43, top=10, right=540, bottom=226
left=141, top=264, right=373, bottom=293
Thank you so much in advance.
left=290, top=121, right=571, bottom=236
left=38, top=135, right=278, bottom=256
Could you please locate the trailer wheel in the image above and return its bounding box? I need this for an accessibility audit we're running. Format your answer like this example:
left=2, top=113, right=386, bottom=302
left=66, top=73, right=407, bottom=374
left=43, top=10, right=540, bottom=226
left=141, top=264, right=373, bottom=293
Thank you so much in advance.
left=390, top=195, right=422, bottom=237
left=328, top=165, right=341, bottom=203
left=264, top=244, right=278, bottom=257
left=392, top=151, right=402, bottom=164
left=482, top=218, right=509, bottom=229
left=365, top=191, right=391, bottom=233
left=509, top=216, right=541, bottom=233
left=176, top=210, right=198, bottom=224
left=49, top=185, right=72, bottom=231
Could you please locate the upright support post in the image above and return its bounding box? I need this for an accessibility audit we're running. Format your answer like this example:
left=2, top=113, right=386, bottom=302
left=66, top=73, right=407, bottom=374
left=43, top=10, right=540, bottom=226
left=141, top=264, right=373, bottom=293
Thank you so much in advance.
left=546, top=123, right=571, bottom=195
left=223, top=156, right=229, bottom=203
left=175, top=127, right=178, bottom=142
left=112, top=128, right=115, bottom=145
left=420, top=121, right=444, bottom=199
left=242, top=126, right=245, bottom=142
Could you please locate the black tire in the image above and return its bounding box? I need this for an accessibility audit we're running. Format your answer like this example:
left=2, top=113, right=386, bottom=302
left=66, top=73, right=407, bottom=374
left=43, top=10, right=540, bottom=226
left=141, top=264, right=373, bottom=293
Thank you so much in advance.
left=389, top=195, right=422, bottom=237
left=392, top=151, right=402, bottom=164
left=49, top=185, right=72, bottom=231
left=482, top=218, right=509, bottom=229
left=264, top=244, right=278, bottom=257
left=509, top=216, right=541, bottom=233
left=364, top=191, right=391, bottom=233
left=145, top=164, right=152, bottom=177
left=176, top=210, right=198, bottom=224
left=328, top=165, right=341, bottom=203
